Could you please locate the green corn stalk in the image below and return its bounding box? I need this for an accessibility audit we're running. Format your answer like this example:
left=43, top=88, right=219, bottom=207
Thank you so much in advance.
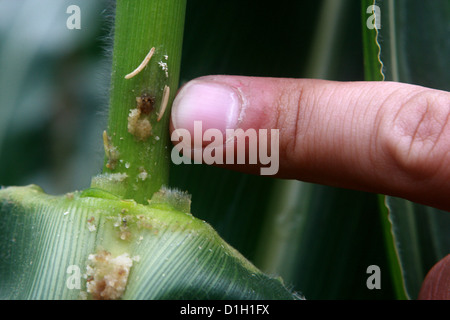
left=0, top=0, right=300, bottom=300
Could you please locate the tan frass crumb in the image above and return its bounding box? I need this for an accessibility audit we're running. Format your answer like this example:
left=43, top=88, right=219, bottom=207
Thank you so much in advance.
left=86, top=251, right=133, bottom=300
left=158, top=60, right=168, bottom=78
left=137, top=169, right=148, bottom=181
left=128, top=107, right=152, bottom=141
left=87, top=217, right=96, bottom=232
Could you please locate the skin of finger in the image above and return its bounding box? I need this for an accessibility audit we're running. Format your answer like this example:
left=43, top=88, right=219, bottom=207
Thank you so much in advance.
left=418, top=254, right=450, bottom=300
left=170, top=75, right=450, bottom=211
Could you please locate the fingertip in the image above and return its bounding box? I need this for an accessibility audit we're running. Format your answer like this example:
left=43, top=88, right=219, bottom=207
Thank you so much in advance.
left=418, top=254, right=450, bottom=300
left=171, top=77, right=242, bottom=135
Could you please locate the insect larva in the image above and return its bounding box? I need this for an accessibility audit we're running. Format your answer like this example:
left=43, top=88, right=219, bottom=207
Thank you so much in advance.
left=124, top=47, right=155, bottom=79
left=103, top=130, right=120, bottom=169
left=157, top=85, right=170, bottom=122
left=102, top=130, right=110, bottom=157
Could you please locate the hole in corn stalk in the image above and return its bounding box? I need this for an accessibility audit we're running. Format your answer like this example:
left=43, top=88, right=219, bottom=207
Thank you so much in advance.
left=136, top=93, right=155, bottom=115
left=127, top=94, right=154, bottom=141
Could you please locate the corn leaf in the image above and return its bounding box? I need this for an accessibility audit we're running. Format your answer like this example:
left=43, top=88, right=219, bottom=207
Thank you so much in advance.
left=0, top=185, right=299, bottom=299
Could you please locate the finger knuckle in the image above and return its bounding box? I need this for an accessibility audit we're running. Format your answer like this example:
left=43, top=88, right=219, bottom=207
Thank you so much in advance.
left=384, top=90, right=450, bottom=179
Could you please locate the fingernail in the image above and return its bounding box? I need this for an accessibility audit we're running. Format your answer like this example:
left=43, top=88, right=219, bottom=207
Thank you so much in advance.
left=171, top=81, right=241, bottom=134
